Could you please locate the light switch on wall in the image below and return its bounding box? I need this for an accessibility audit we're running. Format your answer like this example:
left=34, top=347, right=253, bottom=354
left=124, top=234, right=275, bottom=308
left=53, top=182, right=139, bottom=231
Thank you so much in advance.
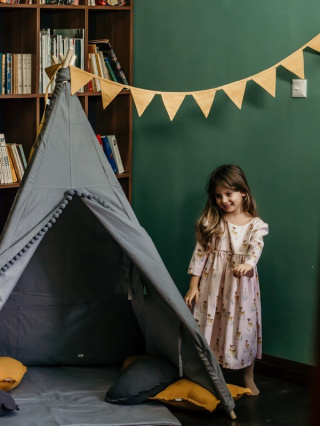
left=292, top=79, right=307, bottom=98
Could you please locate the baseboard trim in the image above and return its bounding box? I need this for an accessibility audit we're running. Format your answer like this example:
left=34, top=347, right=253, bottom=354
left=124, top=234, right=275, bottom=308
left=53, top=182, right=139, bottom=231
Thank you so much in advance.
left=255, top=354, right=315, bottom=386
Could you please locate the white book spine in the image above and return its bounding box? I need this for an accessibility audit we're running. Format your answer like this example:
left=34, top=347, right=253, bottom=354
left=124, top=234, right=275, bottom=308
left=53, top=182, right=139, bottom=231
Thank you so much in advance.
left=0, top=145, right=4, bottom=184
left=0, top=136, right=12, bottom=183
left=26, top=54, right=32, bottom=94
left=91, top=55, right=101, bottom=92
left=22, top=54, right=28, bottom=94
left=39, top=33, right=42, bottom=93
left=107, top=135, right=124, bottom=174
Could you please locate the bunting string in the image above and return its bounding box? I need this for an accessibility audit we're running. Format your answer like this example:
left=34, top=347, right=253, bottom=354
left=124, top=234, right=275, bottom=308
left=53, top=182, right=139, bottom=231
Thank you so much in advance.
left=64, top=33, right=320, bottom=121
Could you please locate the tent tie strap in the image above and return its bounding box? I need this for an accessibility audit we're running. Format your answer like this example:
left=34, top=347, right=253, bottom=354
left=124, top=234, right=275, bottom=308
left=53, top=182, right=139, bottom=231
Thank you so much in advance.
left=0, top=190, right=111, bottom=276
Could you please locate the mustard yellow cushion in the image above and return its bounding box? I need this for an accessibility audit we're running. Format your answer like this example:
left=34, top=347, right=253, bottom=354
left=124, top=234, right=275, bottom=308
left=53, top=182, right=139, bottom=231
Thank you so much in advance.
left=0, top=357, right=27, bottom=392
left=149, top=379, right=252, bottom=412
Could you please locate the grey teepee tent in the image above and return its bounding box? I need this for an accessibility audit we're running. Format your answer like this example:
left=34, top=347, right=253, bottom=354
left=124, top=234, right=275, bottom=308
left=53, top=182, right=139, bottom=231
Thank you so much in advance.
left=0, top=68, right=235, bottom=424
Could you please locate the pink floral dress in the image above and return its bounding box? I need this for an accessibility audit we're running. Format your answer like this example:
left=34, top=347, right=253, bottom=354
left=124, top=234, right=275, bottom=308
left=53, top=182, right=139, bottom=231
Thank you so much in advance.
left=188, top=217, right=269, bottom=369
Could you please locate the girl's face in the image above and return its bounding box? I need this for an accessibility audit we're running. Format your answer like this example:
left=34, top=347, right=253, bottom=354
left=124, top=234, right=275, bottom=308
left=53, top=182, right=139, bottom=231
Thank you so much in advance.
left=214, top=185, right=245, bottom=215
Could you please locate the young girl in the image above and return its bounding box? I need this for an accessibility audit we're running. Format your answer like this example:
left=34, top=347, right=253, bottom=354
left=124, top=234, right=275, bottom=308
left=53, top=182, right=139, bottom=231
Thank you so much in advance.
left=184, top=165, right=268, bottom=395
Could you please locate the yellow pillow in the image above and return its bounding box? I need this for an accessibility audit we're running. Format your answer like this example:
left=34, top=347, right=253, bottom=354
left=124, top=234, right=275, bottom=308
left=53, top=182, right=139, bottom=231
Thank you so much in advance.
left=149, top=379, right=252, bottom=412
left=0, top=357, right=27, bottom=392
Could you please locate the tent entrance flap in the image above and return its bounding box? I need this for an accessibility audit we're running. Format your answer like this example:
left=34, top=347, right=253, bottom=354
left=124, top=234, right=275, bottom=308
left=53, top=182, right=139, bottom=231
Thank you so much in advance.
left=0, top=196, right=145, bottom=366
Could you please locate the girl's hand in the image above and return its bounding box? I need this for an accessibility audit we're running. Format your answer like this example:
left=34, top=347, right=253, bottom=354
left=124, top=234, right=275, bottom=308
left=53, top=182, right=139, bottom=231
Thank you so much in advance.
left=185, top=275, right=200, bottom=307
left=184, top=287, right=199, bottom=307
left=232, top=263, right=253, bottom=278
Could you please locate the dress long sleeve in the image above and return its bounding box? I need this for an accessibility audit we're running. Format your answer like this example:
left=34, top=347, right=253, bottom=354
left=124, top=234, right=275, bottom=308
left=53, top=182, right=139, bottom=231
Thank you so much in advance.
left=245, top=219, right=269, bottom=267
left=188, top=241, right=208, bottom=276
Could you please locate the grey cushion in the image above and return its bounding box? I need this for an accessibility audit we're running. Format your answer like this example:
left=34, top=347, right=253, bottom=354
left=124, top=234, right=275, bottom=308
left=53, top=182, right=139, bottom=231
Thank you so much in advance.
left=105, top=357, right=179, bottom=405
left=0, top=390, right=19, bottom=417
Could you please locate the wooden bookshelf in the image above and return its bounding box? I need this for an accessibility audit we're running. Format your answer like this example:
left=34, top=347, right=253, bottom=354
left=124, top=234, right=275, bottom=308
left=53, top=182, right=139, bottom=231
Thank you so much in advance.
left=0, top=0, right=133, bottom=234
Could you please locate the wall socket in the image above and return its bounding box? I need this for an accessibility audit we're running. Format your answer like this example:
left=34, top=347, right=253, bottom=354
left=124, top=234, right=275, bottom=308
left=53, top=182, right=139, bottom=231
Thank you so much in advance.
left=292, top=79, right=307, bottom=98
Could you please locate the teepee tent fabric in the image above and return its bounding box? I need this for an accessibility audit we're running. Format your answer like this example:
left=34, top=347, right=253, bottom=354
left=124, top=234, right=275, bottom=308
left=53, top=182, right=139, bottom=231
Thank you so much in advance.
left=0, top=69, right=234, bottom=416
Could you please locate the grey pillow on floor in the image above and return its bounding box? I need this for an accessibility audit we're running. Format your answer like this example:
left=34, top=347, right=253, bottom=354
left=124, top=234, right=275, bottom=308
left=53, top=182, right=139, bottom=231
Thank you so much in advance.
left=105, top=357, right=179, bottom=405
left=0, top=390, right=19, bottom=417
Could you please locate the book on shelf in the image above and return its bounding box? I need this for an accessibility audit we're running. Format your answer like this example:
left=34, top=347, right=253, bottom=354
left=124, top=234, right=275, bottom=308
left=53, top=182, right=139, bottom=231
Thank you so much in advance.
left=7, top=147, right=17, bottom=183
left=107, top=135, right=124, bottom=174
left=39, top=0, right=78, bottom=4
left=16, top=144, right=27, bottom=169
left=0, top=135, right=13, bottom=184
left=88, top=44, right=113, bottom=92
left=96, top=134, right=124, bottom=174
left=0, top=53, right=32, bottom=95
left=0, top=0, right=26, bottom=3
left=0, top=134, right=26, bottom=185
left=6, top=143, right=25, bottom=182
left=94, top=0, right=126, bottom=5
left=40, top=28, right=84, bottom=94
left=88, top=39, right=129, bottom=85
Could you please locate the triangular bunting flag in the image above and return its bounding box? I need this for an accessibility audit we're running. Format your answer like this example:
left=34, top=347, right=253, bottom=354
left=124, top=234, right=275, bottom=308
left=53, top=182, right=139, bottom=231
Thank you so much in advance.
left=69, top=66, right=94, bottom=95
left=130, top=87, right=156, bottom=117
left=45, top=64, right=61, bottom=80
left=281, top=50, right=305, bottom=79
left=192, top=89, right=216, bottom=118
left=100, top=79, right=124, bottom=109
left=223, top=81, right=247, bottom=109
left=161, top=92, right=186, bottom=121
left=252, top=68, right=276, bottom=97
left=307, top=34, right=320, bottom=53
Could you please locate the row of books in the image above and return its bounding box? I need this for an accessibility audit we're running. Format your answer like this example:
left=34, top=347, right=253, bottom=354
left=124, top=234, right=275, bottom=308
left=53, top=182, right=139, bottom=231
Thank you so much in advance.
left=0, top=0, right=125, bottom=4
left=96, top=134, right=124, bottom=175
left=0, top=53, right=32, bottom=95
left=88, top=39, right=128, bottom=92
left=0, top=134, right=27, bottom=185
left=88, top=0, right=126, bottom=5
left=40, top=28, right=84, bottom=93
left=0, top=0, right=32, bottom=3
left=39, top=0, right=79, bottom=4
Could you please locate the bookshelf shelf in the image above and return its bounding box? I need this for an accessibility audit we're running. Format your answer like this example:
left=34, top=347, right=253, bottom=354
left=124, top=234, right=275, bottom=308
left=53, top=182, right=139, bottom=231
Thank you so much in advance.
left=0, top=0, right=133, bottom=234
left=0, top=183, right=20, bottom=189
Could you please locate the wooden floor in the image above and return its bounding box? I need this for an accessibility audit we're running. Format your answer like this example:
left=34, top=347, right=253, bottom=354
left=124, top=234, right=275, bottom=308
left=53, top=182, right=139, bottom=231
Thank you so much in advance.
left=169, top=373, right=311, bottom=426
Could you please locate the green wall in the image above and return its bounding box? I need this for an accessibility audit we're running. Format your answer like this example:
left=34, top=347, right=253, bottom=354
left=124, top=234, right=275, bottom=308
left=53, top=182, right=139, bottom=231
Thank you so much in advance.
left=132, top=0, right=320, bottom=365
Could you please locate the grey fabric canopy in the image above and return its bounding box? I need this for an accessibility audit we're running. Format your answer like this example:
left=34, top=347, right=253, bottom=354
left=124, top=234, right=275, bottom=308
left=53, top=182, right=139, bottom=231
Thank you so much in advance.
left=0, top=68, right=234, bottom=416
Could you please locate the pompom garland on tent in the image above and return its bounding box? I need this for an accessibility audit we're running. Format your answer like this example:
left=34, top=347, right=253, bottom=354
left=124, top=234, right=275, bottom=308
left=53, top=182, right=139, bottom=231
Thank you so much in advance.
left=49, top=33, right=320, bottom=121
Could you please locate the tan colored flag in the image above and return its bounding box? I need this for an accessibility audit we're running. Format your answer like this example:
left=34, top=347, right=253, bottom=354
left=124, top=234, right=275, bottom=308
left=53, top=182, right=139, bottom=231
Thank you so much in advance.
left=131, top=87, right=156, bottom=117
left=161, top=92, right=186, bottom=121
left=252, top=68, right=276, bottom=97
left=281, top=50, right=305, bottom=79
left=100, top=79, right=124, bottom=109
left=69, top=66, right=93, bottom=95
left=45, top=64, right=61, bottom=80
left=192, top=89, right=216, bottom=118
left=223, top=81, right=247, bottom=109
left=307, top=33, right=320, bottom=52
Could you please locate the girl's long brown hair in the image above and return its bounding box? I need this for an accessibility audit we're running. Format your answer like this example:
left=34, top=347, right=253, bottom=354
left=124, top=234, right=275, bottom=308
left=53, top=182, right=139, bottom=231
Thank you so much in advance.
left=196, top=165, right=257, bottom=250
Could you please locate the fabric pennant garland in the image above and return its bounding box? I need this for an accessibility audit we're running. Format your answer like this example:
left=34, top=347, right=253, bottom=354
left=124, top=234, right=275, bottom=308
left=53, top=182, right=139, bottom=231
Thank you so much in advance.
left=223, top=81, right=247, bottom=109
left=192, top=89, right=216, bottom=118
left=100, top=79, right=124, bottom=109
left=281, top=50, right=305, bottom=79
left=161, top=92, right=186, bottom=121
left=307, top=34, right=320, bottom=53
left=69, top=66, right=94, bottom=95
left=131, top=87, right=156, bottom=116
left=252, top=68, right=276, bottom=97
left=45, top=64, right=62, bottom=80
